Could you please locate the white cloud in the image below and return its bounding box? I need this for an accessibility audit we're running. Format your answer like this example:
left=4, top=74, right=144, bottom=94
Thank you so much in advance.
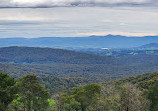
left=76, top=31, right=158, bottom=37
left=1, top=7, right=158, bottom=38
left=0, top=0, right=156, bottom=8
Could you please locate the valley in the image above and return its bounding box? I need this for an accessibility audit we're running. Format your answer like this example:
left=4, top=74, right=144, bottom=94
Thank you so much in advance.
left=1, top=46, right=158, bottom=83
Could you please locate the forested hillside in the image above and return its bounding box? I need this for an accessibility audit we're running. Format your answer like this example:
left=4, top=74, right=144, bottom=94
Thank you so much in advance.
left=39, top=76, right=92, bottom=93
left=38, top=71, right=158, bottom=95
left=2, top=62, right=158, bottom=82
left=105, top=71, right=158, bottom=91
left=0, top=46, right=116, bottom=64
left=52, top=71, right=158, bottom=111
left=1, top=47, right=158, bottom=82
left=139, top=43, right=158, bottom=49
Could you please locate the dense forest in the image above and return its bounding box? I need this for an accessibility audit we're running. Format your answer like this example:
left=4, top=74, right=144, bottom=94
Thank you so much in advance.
left=0, top=46, right=158, bottom=111
left=0, top=46, right=116, bottom=64
left=39, top=76, right=92, bottom=93
left=1, top=47, right=158, bottom=82
left=1, top=71, right=158, bottom=111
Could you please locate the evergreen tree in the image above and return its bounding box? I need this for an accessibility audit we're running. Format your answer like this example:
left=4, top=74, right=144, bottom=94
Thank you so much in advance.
left=63, top=99, right=82, bottom=111
left=0, top=73, right=17, bottom=111
left=148, top=81, right=158, bottom=111
left=17, top=74, right=49, bottom=111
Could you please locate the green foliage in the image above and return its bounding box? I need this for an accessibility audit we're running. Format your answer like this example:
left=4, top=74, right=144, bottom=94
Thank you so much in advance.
left=109, top=71, right=158, bottom=92
left=1, top=71, right=157, bottom=111
left=100, top=85, right=121, bottom=111
left=57, top=84, right=101, bottom=111
left=7, top=94, right=24, bottom=111
left=48, top=99, right=56, bottom=107
left=73, top=84, right=101, bottom=111
left=0, top=73, right=17, bottom=111
left=120, top=83, right=150, bottom=111
left=148, top=81, right=158, bottom=111
left=63, top=99, right=82, bottom=111
left=55, top=82, right=150, bottom=111
left=16, top=74, right=50, bottom=111
left=39, top=76, right=91, bottom=93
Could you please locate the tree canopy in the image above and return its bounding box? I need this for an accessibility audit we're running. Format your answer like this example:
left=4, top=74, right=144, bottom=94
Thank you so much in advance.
left=0, top=73, right=17, bottom=111
left=17, top=74, right=50, bottom=111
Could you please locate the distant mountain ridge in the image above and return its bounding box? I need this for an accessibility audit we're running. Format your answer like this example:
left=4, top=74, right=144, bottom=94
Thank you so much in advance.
left=1, top=35, right=158, bottom=48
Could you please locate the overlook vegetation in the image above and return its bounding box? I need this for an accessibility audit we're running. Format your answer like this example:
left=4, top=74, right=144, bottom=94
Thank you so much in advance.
left=38, top=71, right=158, bottom=94
left=0, top=72, right=158, bottom=111
left=39, top=76, right=92, bottom=93
left=103, top=71, right=158, bottom=91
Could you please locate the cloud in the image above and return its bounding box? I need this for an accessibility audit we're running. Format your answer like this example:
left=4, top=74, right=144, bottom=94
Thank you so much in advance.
left=76, top=31, right=158, bottom=37
left=1, top=7, right=158, bottom=38
left=0, top=0, right=156, bottom=8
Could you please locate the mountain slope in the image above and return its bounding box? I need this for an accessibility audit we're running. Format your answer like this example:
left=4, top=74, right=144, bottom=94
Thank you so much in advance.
left=107, top=71, right=158, bottom=91
left=139, top=43, right=158, bottom=49
left=0, top=46, right=116, bottom=64
left=39, top=76, right=92, bottom=93
left=1, top=46, right=158, bottom=82
left=1, top=59, right=158, bottom=82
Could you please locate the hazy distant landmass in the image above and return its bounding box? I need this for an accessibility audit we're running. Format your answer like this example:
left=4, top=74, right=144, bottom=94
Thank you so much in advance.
left=1, top=35, right=158, bottom=48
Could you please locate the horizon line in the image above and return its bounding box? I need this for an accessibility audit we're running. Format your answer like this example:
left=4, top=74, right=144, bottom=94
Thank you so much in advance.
left=1, top=34, right=158, bottom=39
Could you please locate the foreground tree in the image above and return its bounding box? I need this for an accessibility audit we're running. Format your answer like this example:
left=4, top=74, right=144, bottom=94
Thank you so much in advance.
left=148, top=81, right=158, bottom=111
left=100, top=84, right=121, bottom=111
left=63, top=99, right=82, bottom=111
left=0, top=73, right=17, bottom=111
left=120, top=83, right=150, bottom=111
left=17, top=74, right=50, bottom=111
left=74, top=84, right=101, bottom=111
left=59, top=83, right=102, bottom=111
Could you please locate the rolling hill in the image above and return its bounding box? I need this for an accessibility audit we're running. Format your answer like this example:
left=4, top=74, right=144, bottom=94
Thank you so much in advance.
left=107, top=71, right=158, bottom=91
left=0, top=46, right=116, bottom=64
left=1, top=46, right=158, bottom=82
left=38, top=70, right=158, bottom=94
left=139, top=43, right=158, bottom=49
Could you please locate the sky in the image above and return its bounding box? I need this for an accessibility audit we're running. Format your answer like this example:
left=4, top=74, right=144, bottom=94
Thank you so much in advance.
left=0, top=0, right=157, bottom=7
left=0, top=0, right=158, bottom=38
